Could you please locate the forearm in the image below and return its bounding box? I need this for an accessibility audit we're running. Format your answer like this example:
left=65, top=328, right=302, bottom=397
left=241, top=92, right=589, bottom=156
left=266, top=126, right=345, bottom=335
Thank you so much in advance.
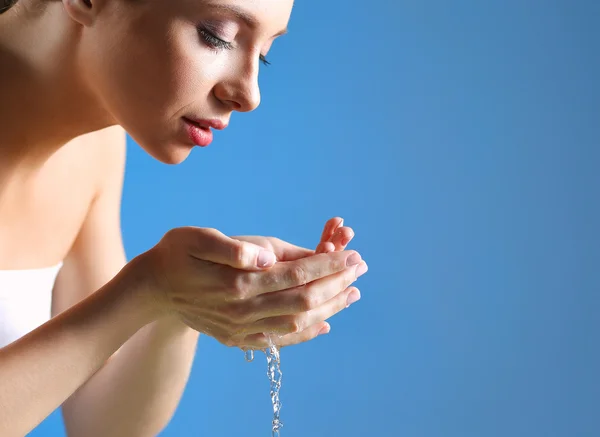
left=62, top=314, right=200, bottom=437
left=0, top=261, right=157, bottom=437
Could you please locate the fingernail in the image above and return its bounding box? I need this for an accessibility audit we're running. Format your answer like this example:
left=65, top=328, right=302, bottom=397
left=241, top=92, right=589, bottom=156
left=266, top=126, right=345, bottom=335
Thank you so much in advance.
left=355, top=261, right=368, bottom=279
left=257, top=250, right=276, bottom=268
left=346, top=289, right=361, bottom=307
left=346, top=252, right=361, bottom=267
left=341, top=236, right=351, bottom=246
left=318, top=325, right=330, bottom=336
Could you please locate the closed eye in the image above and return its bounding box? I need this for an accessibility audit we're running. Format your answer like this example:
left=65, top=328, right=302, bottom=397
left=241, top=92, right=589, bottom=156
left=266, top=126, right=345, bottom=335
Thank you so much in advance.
left=199, top=28, right=271, bottom=66
left=199, top=28, right=234, bottom=51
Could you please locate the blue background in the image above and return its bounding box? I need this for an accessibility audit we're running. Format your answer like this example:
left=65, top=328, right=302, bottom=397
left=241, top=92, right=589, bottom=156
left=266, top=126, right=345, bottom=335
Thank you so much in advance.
left=33, top=0, right=599, bottom=436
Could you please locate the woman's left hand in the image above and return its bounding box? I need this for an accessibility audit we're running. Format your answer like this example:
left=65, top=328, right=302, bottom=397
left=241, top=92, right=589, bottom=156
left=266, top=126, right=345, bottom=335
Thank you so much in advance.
left=233, top=216, right=366, bottom=347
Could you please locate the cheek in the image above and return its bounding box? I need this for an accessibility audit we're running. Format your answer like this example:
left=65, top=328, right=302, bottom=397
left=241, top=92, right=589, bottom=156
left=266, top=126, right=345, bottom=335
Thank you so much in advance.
left=81, top=20, right=216, bottom=132
left=165, top=40, right=221, bottom=111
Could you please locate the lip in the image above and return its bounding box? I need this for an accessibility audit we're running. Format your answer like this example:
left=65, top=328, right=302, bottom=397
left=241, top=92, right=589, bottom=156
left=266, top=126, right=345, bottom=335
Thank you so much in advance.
left=182, top=118, right=223, bottom=147
left=182, top=117, right=228, bottom=147
left=185, top=117, right=228, bottom=131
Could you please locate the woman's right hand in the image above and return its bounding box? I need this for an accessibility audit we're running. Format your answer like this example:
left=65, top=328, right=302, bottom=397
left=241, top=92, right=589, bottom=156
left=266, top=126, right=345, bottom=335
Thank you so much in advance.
left=136, top=226, right=364, bottom=349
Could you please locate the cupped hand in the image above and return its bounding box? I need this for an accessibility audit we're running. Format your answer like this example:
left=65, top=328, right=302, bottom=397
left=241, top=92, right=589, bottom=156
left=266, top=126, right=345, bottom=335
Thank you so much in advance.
left=139, top=225, right=365, bottom=349
left=233, top=217, right=367, bottom=347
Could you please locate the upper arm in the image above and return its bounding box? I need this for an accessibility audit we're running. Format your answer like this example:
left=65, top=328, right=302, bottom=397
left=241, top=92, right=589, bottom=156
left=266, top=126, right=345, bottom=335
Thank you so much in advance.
left=51, top=127, right=128, bottom=318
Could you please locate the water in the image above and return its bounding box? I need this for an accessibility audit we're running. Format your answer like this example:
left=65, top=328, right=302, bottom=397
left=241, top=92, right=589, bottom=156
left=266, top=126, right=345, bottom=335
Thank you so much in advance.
left=243, top=337, right=283, bottom=437
left=265, top=337, right=283, bottom=437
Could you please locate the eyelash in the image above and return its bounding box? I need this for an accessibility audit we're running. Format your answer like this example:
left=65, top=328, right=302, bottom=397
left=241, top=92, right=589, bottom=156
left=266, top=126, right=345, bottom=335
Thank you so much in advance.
left=199, top=28, right=271, bottom=66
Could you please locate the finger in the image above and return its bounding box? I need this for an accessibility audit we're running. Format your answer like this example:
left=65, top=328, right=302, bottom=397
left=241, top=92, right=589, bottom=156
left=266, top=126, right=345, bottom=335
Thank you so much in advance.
left=278, top=321, right=331, bottom=348
left=244, top=262, right=360, bottom=321
left=186, top=227, right=277, bottom=270
left=239, top=332, right=277, bottom=349
left=265, top=237, right=315, bottom=261
left=315, top=241, right=335, bottom=254
left=248, top=286, right=360, bottom=336
left=178, top=260, right=366, bottom=333
left=319, top=217, right=344, bottom=244
left=294, top=286, right=360, bottom=331
left=249, top=250, right=362, bottom=296
left=330, top=226, right=355, bottom=251
left=242, top=322, right=331, bottom=349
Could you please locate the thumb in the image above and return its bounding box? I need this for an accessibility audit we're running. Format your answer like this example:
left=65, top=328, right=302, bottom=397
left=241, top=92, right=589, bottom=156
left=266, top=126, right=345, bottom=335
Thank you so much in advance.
left=189, top=227, right=277, bottom=270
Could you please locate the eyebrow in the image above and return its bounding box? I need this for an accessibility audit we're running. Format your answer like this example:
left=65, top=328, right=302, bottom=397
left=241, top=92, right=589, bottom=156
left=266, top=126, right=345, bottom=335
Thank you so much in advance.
left=205, top=3, right=288, bottom=37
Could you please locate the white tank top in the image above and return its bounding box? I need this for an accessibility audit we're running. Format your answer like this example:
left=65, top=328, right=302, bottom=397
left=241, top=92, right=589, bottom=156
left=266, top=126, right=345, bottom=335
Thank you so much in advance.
left=0, top=263, right=62, bottom=348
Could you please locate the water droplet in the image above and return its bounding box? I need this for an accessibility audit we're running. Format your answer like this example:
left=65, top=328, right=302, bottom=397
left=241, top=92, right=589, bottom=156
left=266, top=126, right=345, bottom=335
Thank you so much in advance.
left=244, top=349, right=254, bottom=362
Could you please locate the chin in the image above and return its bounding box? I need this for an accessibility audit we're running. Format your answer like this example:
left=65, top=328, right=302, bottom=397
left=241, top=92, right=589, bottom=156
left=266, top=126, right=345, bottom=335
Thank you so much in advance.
left=135, top=137, right=194, bottom=165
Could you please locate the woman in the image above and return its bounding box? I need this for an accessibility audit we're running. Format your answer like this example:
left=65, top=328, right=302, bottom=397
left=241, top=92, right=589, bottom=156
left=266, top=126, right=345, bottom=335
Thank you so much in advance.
left=0, top=0, right=368, bottom=436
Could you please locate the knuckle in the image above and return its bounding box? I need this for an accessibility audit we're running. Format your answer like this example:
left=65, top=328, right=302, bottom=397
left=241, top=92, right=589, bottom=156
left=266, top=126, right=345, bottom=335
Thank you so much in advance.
left=331, top=254, right=346, bottom=272
left=288, top=264, right=308, bottom=286
left=297, top=289, right=317, bottom=311
left=228, top=273, right=250, bottom=300
left=201, top=227, right=219, bottom=236
left=162, top=227, right=180, bottom=244
left=228, top=241, right=246, bottom=265
left=198, top=227, right=219, bottom=246
left=236, top=274, right=253, bottom=299
left=285, top=316, right=303, bottom=334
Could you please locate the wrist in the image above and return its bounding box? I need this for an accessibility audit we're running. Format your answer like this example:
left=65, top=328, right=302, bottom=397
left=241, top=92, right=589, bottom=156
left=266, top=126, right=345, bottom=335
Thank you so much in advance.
left=149, top=314, right=199, bottom=339
left=116, top=254, right=169, bottom=325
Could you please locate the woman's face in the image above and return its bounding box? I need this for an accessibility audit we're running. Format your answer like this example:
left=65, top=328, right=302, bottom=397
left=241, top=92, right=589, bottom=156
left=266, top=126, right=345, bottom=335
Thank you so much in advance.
left=77, top=0, right=293, bottom=163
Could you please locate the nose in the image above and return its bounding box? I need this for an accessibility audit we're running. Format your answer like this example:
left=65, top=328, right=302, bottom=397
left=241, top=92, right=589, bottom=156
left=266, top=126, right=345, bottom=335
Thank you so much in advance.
left=213, top=60, right=261, bottom=113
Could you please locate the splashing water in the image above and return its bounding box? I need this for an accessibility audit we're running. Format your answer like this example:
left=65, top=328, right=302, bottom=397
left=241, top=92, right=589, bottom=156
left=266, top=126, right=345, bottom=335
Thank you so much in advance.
left=243, top=336, right=283, bottom=436
left=265, top=336, right=283, bottom=436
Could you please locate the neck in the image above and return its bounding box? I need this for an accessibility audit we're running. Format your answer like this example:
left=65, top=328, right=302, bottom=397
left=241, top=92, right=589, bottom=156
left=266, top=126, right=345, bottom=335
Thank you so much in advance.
left=0, top=3, right=114, bottom=172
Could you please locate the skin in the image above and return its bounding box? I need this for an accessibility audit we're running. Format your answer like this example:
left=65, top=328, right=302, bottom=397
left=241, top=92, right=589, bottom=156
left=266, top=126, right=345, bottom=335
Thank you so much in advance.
left=0, top=0, right=368, bottom=435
